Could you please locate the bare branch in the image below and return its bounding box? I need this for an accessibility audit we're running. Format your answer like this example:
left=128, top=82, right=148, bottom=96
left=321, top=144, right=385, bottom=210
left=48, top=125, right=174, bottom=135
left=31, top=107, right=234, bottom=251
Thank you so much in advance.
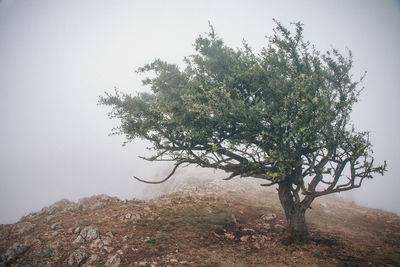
left=133, top=161, right=183, bottom=184
left=260, top=181, right=278, bottom=187
left=223, top=172, right=240, bottom=181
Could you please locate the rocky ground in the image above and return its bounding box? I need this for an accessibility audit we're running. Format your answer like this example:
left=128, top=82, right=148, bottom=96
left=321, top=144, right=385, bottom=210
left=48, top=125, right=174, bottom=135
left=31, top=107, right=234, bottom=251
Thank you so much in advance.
left=0, top=179, right=399, bottom=266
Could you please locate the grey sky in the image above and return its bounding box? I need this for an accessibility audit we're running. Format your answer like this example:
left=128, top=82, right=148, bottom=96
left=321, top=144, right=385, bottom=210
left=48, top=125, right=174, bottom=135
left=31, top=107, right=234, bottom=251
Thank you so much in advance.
left=0, top=0, right=399, bottom=224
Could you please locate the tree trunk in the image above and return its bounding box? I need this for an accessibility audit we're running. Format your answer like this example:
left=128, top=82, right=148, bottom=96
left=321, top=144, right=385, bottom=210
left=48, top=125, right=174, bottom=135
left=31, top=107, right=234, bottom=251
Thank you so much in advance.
left=278, top=182, right=310, bottom=242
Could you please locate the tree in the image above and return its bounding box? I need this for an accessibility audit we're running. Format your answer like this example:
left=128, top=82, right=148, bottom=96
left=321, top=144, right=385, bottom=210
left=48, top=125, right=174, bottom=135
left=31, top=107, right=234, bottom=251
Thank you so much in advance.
left=99, top=21, right=386, bottom=242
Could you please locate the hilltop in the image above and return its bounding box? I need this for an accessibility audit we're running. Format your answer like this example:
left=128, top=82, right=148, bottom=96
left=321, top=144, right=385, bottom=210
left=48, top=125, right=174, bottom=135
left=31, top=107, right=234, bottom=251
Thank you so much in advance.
left=1, top=179, right=399, bottom=266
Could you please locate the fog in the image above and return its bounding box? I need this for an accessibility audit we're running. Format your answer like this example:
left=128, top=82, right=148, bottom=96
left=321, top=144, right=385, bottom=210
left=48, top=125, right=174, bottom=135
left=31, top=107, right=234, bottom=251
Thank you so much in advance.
left=0, top=0, right=399, bottom=224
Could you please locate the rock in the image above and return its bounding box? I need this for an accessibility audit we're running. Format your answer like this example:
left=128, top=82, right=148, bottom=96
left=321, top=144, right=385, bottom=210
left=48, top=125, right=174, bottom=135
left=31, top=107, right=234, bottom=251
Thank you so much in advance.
left=86, top=254, right=98, bottom=265
left=14, top=222, right=34, bottom=234
left=66, top=249, right=88, bottom=267
left=103, top=246, right=114, bottom=253
left=2, top=243, right=28, bottom=264
left=253, top=235, right=269, bottom=249
left=224, top=233, right=235, bottom=240
left=125, top=213, right=132, bottom=219
left=258, top=235, right=269, bottom=245
left=51, top=222, right=62, bottom=230
left=262, top=223, right=271, bottom=230
left=40, top=199, right=78, bottom=215
left=80, top=226, right=100, bottom=241
left=73, top=235, right=84, bottom=248
left=90, top=239, right=103, bottom=249
left=74, top=227, right=81, bottom=234
left=139, top=262, right=148, bottom=267
left=261, top=213, right=277, bottom=221
left=102, top=236, right=112, bottom=246
left=240, top=235, right=250, bottom=242
left=105, top=254, right=121, bottom=267
left=46, top=215, right=56, bottom=221
left=49, top=240, right=63, bottom=250
left=106, top=232, right=114, bottom=238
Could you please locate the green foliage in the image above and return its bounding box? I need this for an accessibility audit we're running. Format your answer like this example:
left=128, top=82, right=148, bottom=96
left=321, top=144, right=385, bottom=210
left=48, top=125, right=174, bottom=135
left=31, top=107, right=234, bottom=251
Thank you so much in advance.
left=100, top=20, right=386, bottom=199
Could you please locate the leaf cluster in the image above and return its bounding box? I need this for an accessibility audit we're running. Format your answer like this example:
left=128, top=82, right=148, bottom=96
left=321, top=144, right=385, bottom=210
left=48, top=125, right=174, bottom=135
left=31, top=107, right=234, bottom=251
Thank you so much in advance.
left=99, top=20, right=386, bottom=198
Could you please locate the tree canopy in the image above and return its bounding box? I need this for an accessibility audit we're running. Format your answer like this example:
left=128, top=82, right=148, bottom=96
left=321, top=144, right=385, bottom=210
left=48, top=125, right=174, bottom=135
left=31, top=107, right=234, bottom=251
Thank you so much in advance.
left=100, top=21, right=386, bottom=241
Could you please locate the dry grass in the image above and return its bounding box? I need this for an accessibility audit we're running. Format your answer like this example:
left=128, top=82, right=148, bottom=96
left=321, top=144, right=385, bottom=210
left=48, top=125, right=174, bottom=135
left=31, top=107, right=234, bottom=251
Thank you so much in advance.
left=1, top=180, right=399, bottom=266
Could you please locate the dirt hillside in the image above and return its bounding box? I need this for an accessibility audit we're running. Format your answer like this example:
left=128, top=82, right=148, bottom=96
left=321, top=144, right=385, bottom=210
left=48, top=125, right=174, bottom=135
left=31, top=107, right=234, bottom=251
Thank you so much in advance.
left=1, top=179, right=399, bottom=266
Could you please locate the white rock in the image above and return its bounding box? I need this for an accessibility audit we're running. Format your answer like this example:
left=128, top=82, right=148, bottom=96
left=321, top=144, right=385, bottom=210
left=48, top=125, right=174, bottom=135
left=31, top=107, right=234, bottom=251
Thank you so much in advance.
left=80, top=226, right=100, bottom=241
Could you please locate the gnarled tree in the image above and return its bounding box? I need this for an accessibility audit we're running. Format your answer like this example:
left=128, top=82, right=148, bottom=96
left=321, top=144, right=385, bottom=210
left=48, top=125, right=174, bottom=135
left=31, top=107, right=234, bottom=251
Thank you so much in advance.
left=99, top=21, right=386, bottom=242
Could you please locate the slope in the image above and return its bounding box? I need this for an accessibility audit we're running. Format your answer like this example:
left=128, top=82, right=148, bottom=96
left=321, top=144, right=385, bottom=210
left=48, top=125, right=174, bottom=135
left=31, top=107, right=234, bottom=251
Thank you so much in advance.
left=1, top=179, right=399, bottom=266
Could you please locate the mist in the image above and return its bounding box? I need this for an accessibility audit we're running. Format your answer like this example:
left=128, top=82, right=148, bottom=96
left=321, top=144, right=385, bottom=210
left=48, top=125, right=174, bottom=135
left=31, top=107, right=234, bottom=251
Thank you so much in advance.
left=1, top=0, right=399, bottom=224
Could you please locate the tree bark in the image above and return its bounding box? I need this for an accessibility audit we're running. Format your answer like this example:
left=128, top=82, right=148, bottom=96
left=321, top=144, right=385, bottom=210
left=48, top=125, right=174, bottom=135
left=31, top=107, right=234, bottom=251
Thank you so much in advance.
left=278, top=181, right=310, bottom=242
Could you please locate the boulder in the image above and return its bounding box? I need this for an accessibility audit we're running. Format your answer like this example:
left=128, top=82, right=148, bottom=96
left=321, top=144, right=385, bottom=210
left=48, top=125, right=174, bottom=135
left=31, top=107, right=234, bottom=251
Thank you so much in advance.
left=66, top=249, right=88, bottom=267
left=105, top=254, right=121, bottom=267
left=86, top=254, right=98, bottom=265
left=2, top=243, right=28, bottom=264
left=102, top=236, right=112, bottom=246
left=73, top=235, right=85, bottom=247
left=80, top=226, right=99, bottom=241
